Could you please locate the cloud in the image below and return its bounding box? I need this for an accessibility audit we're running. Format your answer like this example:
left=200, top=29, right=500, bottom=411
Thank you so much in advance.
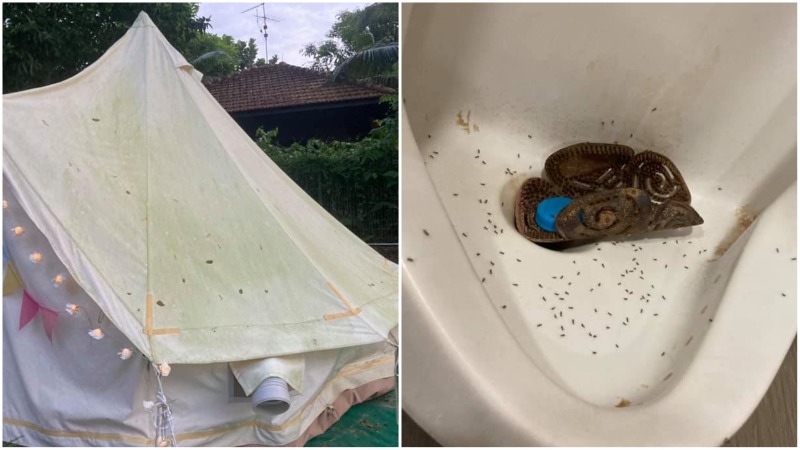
left=198, top=2, right=372, bottom=66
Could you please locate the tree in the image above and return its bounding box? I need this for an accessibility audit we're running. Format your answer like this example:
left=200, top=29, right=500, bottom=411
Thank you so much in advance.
left=184, top=34, right=259, bottom=78
left=3, top=3, right=210, bottom=93
left=329, top=3, right=398, bottom=55
left=254, top=55, right=278, bottom=67
left=234, top=38, right=259, bottom=71
left=186, top=33, right=238, bottom=77
left=302, top=41, right=339, bottom=73
left=329, top=43, right=397, bottom=88
left=255, top=93, right=398, bottom=243
left=302, top=3, right=397, bottom=88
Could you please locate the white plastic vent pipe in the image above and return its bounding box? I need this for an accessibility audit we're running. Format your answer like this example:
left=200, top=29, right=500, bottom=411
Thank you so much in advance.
left=251, top=377, right=291, bottom=414
left=229, top=354, right=304, bottom=415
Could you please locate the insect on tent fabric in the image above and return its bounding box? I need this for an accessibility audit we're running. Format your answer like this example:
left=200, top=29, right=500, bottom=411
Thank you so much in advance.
left=2, top=11, right=398, bottom=446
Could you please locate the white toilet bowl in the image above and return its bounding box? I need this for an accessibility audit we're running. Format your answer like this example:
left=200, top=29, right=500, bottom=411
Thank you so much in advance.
left=401, top=3, right=796, bottom=446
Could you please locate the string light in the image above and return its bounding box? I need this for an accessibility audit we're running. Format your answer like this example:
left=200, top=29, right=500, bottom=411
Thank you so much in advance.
left=5, top=207, right=146, bottom=394
left=4, top=210, right=138, bottom=366
left=53, top=273, right=66, bottom=287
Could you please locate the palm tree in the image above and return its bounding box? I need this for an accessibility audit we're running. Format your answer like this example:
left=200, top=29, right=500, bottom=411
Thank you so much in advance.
left=312, top=3, right=398, bottom=89
left=328, top=41, right=397, bottom=89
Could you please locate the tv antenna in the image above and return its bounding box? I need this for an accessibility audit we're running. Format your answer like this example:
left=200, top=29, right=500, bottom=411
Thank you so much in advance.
left=241, top=3, right=282, bottom=60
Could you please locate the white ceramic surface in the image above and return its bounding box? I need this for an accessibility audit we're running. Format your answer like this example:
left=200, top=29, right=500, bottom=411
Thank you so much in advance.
left=401, top=3, right=796, bottom=446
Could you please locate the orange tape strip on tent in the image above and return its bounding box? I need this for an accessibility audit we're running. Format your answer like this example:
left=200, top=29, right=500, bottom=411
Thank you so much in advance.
left=3, top=418, right=153, bottom=445
left=323, top=281, right=362, bottom=321
left=143, top=293, right=181, bottom=336
left=380, top=258, right=397, bottom=275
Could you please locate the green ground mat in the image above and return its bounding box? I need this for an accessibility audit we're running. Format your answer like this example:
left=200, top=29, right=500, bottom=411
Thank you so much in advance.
left=306, top=390, right=398, bottom=447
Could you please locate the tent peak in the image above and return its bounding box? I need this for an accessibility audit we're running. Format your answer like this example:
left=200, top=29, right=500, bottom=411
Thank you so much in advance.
left=132, top=11, right=156, bottom=28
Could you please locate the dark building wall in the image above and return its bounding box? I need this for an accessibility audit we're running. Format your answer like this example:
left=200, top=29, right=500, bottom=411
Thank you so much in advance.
left=232, top=100, right=389, bottom=145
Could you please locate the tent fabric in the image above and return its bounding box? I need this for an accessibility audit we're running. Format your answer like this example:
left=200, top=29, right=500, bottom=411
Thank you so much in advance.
left=3, top=283, right=395, bottom=446
left=2, top=186, right=395, bottom=446
left=2, top=12, right=397, bottom=365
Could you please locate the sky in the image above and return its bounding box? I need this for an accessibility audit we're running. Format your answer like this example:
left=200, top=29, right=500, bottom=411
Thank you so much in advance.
left=197, top=2, right=371, bottom=66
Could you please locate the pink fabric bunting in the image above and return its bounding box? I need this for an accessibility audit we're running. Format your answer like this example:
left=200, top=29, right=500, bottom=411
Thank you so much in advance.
left=19, top=290, right=39, bottom=330
left=40, top=308, right=59, bottom=341
left=19, top=290, right=59, bottom=342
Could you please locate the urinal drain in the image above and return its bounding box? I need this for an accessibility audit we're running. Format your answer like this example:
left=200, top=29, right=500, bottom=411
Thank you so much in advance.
left=514, top=143, right=703, bottom=245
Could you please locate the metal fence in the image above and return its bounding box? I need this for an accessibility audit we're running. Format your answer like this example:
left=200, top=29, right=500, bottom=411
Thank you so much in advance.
left=287, top=172, right=398, bottom=257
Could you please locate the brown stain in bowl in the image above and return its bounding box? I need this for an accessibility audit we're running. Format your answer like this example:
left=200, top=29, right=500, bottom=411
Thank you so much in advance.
left=456, top=110, right=471, bottom=133
left=714, top=207, right=757, bottom=257
left=615, top=398, right=632, bottom=408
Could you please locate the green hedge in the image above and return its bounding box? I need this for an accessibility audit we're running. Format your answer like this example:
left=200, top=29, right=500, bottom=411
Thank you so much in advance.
left=256, top=95, right=398, bottom=243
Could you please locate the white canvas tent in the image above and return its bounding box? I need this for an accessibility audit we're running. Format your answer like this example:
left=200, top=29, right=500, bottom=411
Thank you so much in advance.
left=2, top=12, right=397, bottom=446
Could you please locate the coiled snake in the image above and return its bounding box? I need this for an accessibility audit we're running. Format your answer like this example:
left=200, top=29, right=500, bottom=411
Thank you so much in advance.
left=514, top=143, right=703, bottom=244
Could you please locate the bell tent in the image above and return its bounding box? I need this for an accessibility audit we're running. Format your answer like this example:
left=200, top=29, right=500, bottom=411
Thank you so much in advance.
left=2, top=12, right=398, bottom=446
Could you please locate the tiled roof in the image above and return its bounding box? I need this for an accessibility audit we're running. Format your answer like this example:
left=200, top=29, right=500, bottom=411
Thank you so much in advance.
left=204, top=63, right=394, bottom=113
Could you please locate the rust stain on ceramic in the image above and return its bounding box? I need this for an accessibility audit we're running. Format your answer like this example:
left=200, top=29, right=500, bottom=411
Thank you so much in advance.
left=456, top=110, right=471, bottom=133
left=615, top=398, right=632, bottom=408
left=714, top=207, right=757, bottom=257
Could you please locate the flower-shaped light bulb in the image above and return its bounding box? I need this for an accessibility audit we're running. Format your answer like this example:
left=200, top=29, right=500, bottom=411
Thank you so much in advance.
left=53, top=273, right=66, bottom=287
left=29, top=252, right=42, bottom=263
left=118, top=348, right=133, bottom=360
left=65, top=303, right=80, bottom=315
left=88, top=328, right=104, bottom=340
left=12, top=226, right=24, bottom=236
left=3, top=200, right=8, bottom=209
left=159, top=362, right=171, bottom=377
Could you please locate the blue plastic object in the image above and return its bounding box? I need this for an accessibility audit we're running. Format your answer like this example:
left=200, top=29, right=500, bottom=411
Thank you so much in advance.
left=535, top=197, right=573, bottom=232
